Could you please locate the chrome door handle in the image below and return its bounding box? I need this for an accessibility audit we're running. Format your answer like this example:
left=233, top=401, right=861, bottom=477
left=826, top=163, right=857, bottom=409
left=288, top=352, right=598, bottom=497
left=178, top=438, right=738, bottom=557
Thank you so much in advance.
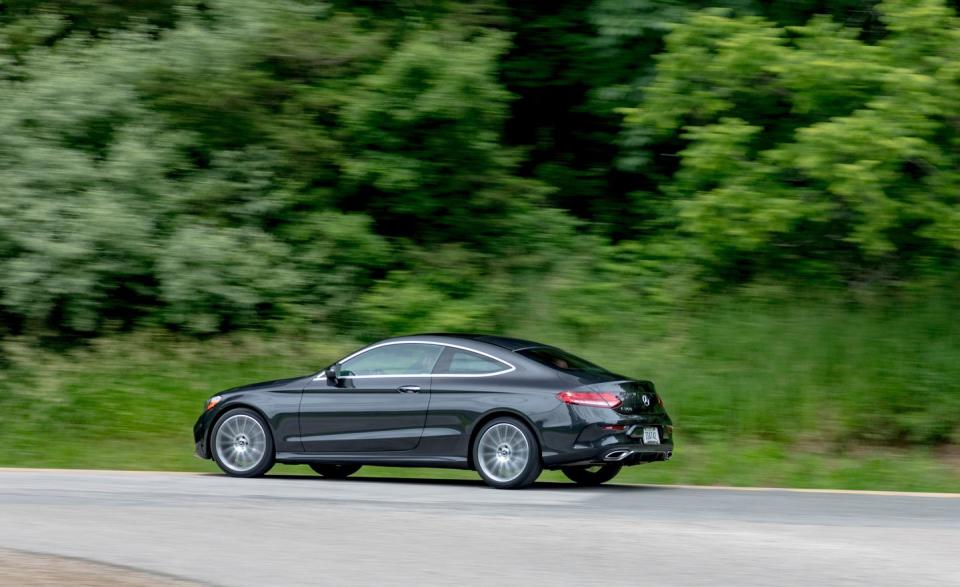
left=397, top=385, right=421, bottom=393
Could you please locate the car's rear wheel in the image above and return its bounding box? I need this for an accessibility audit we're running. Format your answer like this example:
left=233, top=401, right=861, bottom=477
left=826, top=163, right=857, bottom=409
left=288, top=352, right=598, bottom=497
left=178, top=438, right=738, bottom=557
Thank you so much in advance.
left=309, top=464, right=362, bottom=479
left=211, top=408, right=275, bottom=477
left=473, top=417, right=542, bottom=489
left=561, top=464, right=622, bottom=486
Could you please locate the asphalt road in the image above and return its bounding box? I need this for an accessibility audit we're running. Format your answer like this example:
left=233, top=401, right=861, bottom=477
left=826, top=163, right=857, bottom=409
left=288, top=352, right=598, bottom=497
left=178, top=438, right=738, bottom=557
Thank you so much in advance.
left=0, top=469, right=958, bottom=586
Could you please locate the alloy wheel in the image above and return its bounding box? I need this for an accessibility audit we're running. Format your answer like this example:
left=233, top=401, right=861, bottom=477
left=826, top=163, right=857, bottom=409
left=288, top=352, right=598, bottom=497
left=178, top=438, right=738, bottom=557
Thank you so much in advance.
left=215, top=413, right=268, bottom=473
left=477, top=422, right=531, bottom=483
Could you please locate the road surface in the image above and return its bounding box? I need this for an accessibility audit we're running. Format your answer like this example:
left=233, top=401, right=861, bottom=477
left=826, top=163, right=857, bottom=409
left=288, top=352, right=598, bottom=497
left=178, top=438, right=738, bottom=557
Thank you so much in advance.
left=0, top=469, right=957, bottom=586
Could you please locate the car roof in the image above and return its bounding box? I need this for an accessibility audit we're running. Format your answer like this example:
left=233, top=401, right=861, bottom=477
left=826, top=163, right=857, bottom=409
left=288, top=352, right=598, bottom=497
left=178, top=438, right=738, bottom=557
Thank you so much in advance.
left=392, top=333, right=546, bottom=352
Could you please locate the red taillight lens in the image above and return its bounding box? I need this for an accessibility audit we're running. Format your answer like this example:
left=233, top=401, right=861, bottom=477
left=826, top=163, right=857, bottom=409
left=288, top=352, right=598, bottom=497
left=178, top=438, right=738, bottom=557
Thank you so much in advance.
left=556, top=391, right=623, bottom=409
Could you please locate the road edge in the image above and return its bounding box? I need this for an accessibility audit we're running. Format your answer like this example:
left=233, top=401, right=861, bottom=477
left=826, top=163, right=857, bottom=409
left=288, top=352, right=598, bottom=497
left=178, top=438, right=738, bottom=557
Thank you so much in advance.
left=1, top=467, right=956, bottom=498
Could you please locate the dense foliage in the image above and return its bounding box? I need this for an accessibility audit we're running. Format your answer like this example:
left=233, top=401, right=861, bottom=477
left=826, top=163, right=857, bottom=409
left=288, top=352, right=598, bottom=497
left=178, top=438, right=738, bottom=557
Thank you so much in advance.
left=1, top=0, right=957, bottom=338
left=624, top=2, right=960, bottom=279
left=1, top=1, right=959, bottom=460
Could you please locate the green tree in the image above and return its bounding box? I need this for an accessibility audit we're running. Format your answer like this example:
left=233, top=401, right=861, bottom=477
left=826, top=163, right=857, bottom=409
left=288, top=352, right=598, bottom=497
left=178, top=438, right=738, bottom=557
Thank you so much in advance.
left=0, top=2, right=395, bottom=334
left=622, top=0, right=960, bottom=280
left=340, top=28, right=543, bottom=248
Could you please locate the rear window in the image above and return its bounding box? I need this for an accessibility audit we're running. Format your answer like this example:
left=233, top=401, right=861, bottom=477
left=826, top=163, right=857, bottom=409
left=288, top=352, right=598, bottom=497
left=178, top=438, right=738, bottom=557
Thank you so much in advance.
left=434, top=348, right=509, bottom=375
left=517, top=347, right=613, bottom=375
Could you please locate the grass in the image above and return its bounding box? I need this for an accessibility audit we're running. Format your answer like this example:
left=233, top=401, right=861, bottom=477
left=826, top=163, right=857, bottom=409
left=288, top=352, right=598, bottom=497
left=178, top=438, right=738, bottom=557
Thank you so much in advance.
left=0, top=293, right=958, bottom=492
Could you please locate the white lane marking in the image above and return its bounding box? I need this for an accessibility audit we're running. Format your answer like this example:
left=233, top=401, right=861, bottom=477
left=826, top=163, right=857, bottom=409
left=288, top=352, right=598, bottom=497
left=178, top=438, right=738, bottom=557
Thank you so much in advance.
left=615, top=482, right=960, bottom=499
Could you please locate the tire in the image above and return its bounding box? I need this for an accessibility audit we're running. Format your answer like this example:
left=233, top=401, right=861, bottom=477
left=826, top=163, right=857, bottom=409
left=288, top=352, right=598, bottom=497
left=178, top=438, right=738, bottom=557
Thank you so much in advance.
left=472, top=417, right=542, bottom=489
left=310, top=464, right=362, bottom=479
left=211, top=408, right=275, bottom=477
left=561, top=464, right=622, bottom=486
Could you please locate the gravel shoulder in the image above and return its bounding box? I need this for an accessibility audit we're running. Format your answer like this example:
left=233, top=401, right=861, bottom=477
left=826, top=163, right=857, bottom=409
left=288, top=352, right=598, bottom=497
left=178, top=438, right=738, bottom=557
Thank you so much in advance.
left=0, top=550, right=201, bottom=587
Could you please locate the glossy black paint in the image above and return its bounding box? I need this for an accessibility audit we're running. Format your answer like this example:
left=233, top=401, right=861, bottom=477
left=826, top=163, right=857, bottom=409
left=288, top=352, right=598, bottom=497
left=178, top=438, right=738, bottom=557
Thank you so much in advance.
left=193, top=334, right=674, bottom=470
left=299, top=374, right=431, bottom=452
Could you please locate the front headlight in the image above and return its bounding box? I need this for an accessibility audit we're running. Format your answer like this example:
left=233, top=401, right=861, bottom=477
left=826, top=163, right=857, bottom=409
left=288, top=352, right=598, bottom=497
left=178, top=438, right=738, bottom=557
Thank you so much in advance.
left=205, top=395, right=223, bottom=411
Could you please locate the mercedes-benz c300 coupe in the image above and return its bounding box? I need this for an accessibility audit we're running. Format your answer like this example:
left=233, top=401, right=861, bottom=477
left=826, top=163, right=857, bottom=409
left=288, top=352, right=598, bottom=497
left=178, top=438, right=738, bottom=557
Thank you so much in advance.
left=194, top=334, right=673, bottom=489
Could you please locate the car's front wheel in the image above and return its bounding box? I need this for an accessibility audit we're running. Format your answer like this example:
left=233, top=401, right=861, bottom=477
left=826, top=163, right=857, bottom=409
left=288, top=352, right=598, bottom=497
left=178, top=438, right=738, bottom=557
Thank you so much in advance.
left=310, top=464, right=362, bottom=479
left=211, top=408, right=275, bottom=477
left=561, top=464, right=622, bottom=486
left=473, top=417, right=542, bottom=489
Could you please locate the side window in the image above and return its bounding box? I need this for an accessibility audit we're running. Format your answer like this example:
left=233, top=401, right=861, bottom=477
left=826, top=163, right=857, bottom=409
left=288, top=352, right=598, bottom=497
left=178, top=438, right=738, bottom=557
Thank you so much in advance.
left=434, top=348, right=509, bottom=375
left=340, top=344, right=443, bottom=377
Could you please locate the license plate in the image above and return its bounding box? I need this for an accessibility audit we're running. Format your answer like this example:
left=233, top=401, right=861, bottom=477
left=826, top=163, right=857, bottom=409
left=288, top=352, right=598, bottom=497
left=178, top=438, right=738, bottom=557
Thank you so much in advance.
left=642, top=427, right=660, bottom=444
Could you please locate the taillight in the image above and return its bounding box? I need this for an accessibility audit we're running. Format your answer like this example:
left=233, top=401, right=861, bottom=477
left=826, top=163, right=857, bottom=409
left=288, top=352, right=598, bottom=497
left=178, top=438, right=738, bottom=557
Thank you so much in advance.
left=556, top=391, right=623, bottom=409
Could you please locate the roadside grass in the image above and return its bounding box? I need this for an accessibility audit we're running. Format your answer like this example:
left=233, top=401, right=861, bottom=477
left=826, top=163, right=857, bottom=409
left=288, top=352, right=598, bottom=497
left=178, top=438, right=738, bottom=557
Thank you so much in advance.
left=0, top=294, right=958, bottom=492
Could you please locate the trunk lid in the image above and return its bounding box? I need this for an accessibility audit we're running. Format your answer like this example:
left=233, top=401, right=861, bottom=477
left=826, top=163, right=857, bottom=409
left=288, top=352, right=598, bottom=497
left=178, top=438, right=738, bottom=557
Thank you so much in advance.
left=588, top=379, right=664, bottom=416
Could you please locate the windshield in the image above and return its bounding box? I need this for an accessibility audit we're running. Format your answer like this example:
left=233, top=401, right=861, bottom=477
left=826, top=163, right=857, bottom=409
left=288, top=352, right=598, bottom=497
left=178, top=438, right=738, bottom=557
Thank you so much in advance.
left=517, top=347, right=614, bottom=375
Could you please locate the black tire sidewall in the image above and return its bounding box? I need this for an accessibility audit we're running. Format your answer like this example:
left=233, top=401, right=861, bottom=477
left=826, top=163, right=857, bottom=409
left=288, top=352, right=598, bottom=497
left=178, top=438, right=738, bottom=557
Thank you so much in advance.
left=309, top=464, right=362, bottom=478
left=473, top=417, right=542, bottom=489
left=211, top=408, right=276, bottom=478
left=561, top=464, right=622, bottom=486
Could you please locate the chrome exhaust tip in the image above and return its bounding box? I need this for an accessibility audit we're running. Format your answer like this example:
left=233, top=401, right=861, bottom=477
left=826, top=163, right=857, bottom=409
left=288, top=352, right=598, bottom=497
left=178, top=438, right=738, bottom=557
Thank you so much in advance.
left=604, top=449, right=633, bottom=462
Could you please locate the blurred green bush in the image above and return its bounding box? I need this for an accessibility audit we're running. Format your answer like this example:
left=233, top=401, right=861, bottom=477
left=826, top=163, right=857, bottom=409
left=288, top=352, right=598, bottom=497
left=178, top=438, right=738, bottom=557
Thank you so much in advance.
left=1, top=291, right=958, bottom=477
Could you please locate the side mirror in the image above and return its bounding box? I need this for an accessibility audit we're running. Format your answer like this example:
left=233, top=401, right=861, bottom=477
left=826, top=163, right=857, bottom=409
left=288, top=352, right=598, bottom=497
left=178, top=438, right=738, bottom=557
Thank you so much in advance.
left=326, top=363, right=341, bottom=384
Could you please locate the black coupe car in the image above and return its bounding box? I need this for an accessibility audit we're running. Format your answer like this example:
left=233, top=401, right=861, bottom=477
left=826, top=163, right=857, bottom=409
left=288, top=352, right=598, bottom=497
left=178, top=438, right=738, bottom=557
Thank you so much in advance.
left=194, top=334, right=673, bottom=489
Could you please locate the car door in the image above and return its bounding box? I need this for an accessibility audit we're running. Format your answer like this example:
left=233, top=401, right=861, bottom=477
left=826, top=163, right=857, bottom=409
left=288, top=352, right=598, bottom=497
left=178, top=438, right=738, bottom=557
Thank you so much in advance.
left=298, top=342, right=442, bottom=452
left=418, top=345, right=518, bottom=456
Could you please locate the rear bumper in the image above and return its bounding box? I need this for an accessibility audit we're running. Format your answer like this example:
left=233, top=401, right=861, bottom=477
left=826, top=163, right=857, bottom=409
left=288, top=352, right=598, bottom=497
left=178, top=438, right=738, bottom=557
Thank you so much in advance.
left=543, top=420, right=674, bottom=468
left=596, top=445, right=673, bottom=465
left=544, top=442, right=673, bottom=468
